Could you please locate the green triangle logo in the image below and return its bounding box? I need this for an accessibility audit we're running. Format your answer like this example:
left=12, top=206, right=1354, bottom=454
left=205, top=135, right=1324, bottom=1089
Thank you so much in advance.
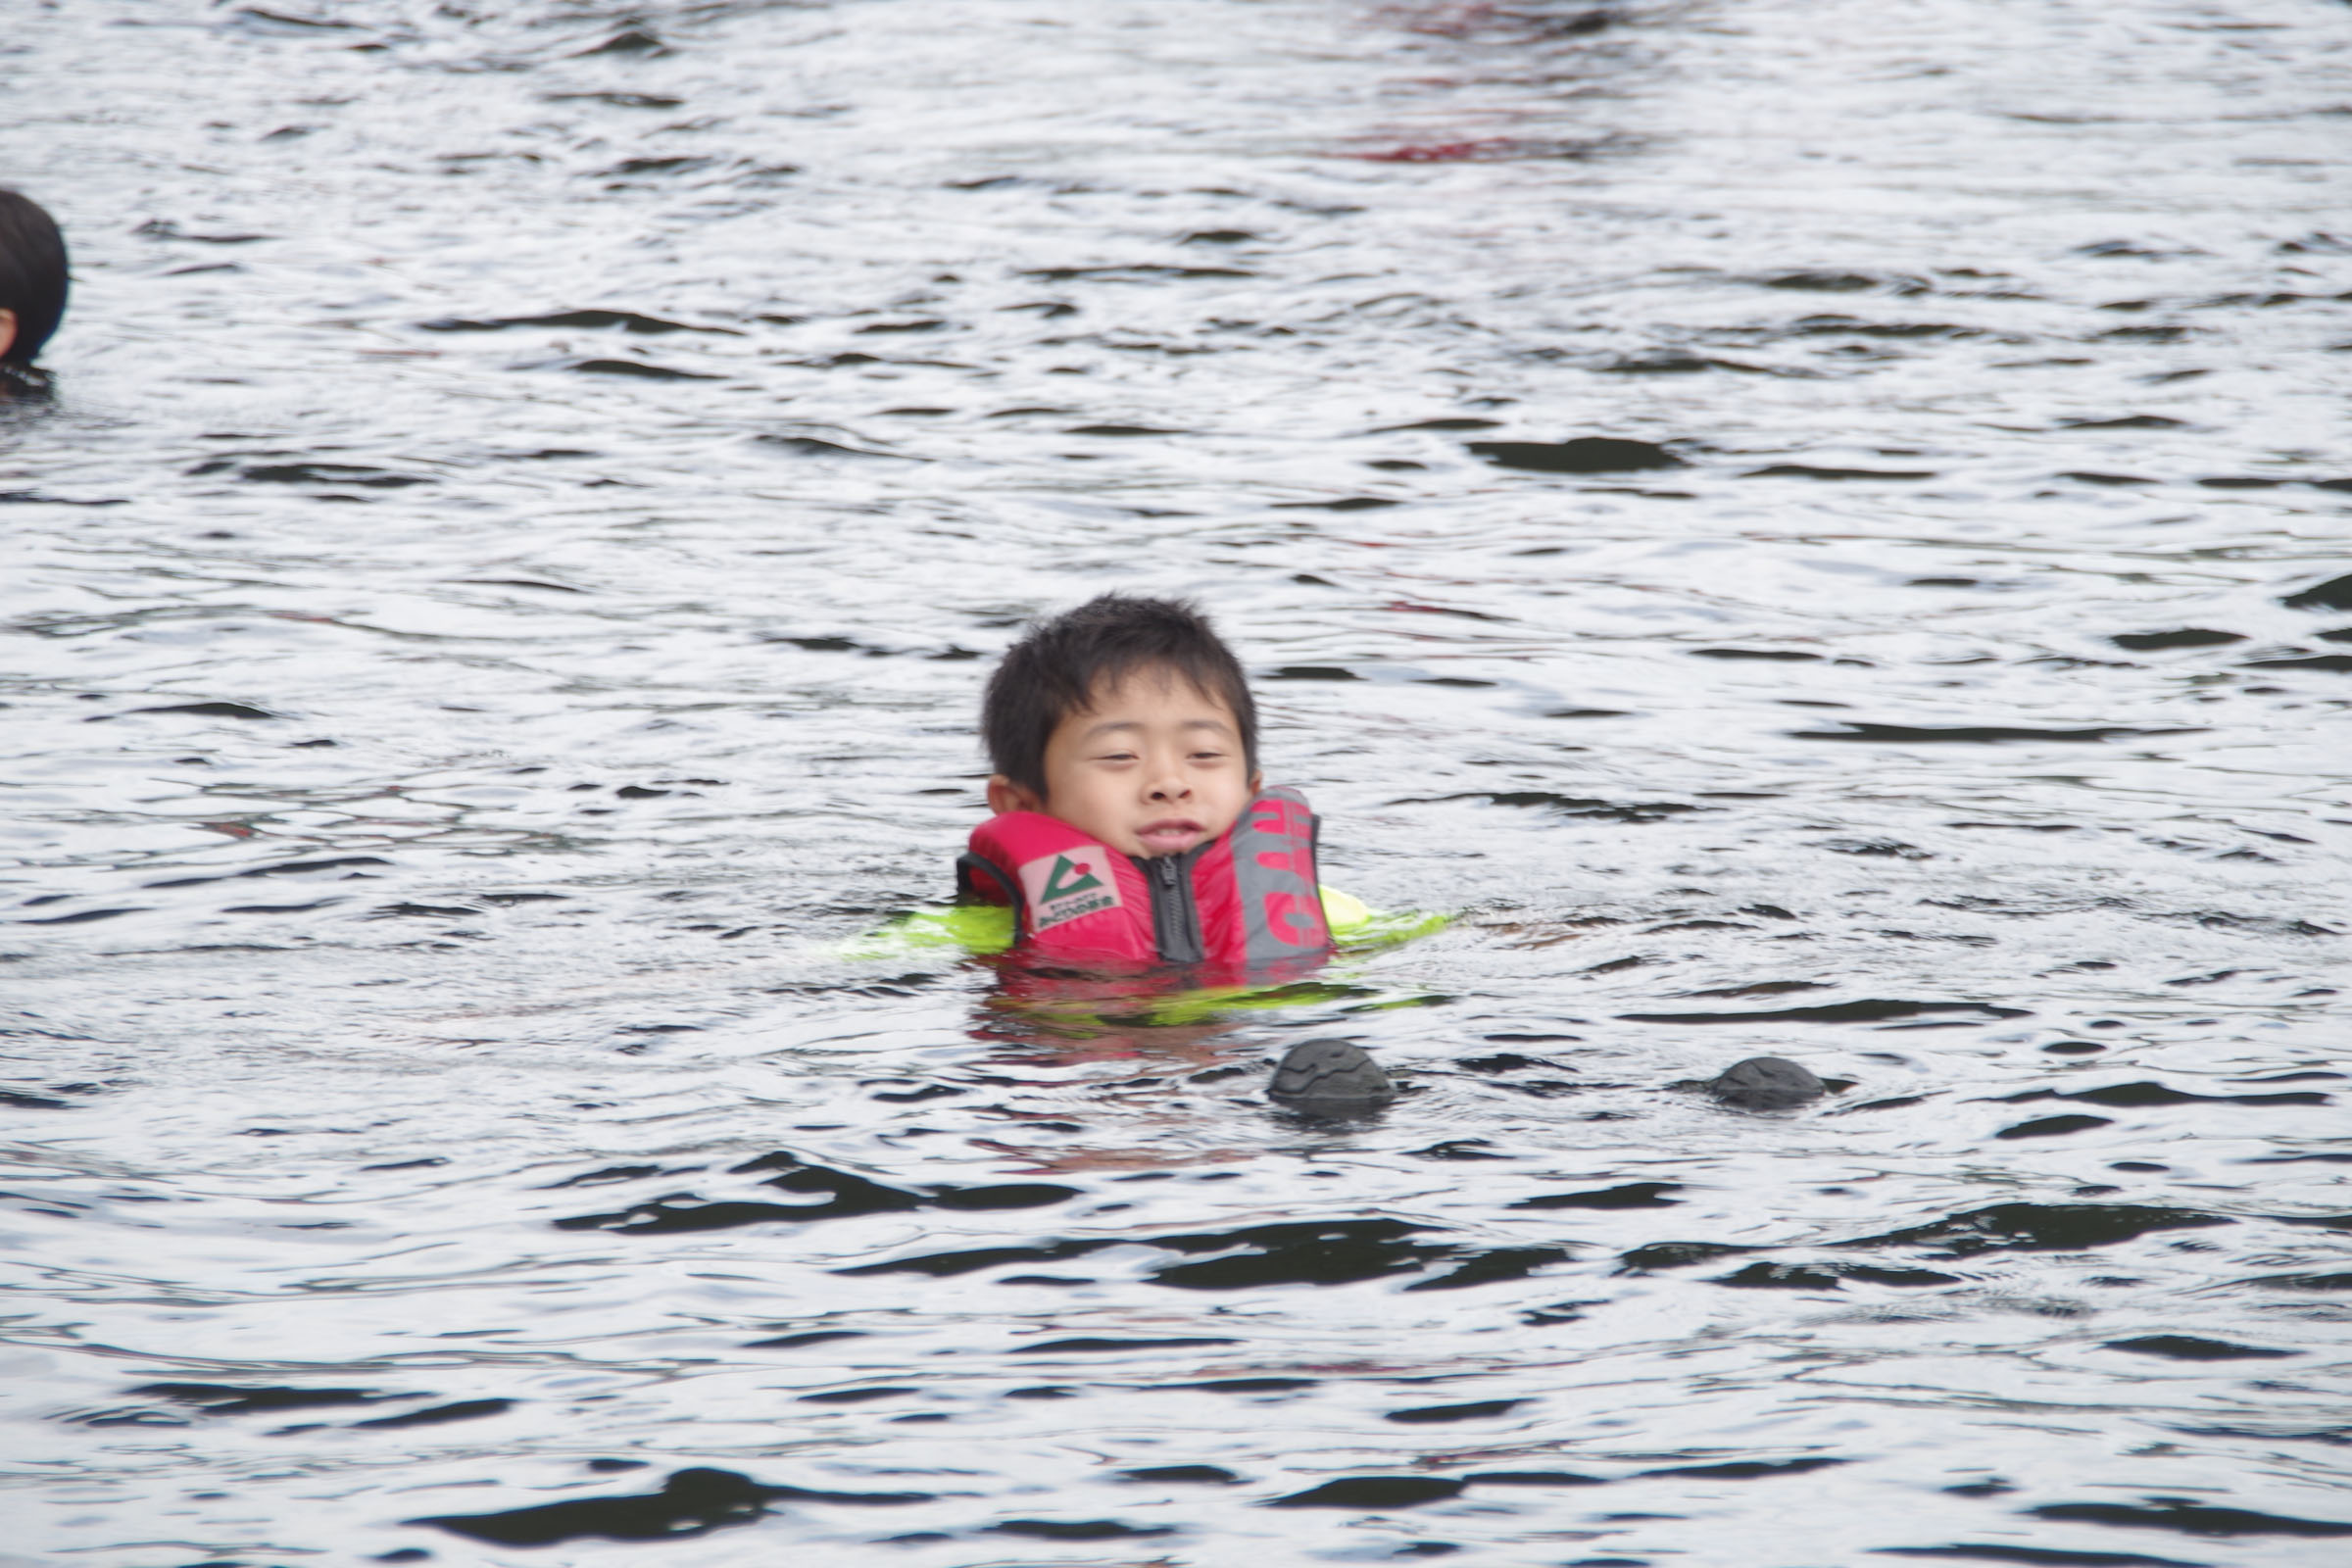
left=1039, top=854, right=1103, bottom=902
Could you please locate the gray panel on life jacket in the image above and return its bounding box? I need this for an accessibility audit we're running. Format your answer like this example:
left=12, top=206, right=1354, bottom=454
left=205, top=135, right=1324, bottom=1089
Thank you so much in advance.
left=1229, top=786, right=1332, bottom=964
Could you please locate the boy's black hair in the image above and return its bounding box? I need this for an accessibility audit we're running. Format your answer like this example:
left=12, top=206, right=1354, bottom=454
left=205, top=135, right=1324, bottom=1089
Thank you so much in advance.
left=0, top=190, right=69, bottom=367
left=983, top=593, right=1258, bottom=798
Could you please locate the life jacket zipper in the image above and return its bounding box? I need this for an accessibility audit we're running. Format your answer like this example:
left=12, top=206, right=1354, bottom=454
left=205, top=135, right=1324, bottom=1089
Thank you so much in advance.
left=1146, top=850, right=1205, bottom=964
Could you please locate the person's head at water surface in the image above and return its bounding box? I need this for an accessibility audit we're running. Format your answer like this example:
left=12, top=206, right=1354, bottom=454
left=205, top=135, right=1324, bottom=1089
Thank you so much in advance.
left=982, top=594, right=1261, bottom=860
left=0, top=190, right=68, bottom=369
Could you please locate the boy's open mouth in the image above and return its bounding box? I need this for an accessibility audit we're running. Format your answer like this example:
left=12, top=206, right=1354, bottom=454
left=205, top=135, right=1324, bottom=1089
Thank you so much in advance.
left=1135, top=818, right=1203, bottom=857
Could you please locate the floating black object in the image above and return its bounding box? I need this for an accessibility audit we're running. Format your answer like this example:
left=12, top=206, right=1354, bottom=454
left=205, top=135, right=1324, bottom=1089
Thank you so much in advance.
left=1269, top=1039, right=1396, bottom=1108
left=1705, top=1056, right=1826, bottom=1109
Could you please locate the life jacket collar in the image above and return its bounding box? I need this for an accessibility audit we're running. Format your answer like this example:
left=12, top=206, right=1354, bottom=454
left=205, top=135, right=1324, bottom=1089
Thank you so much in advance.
left=958, top=787, right=1331, bottom=969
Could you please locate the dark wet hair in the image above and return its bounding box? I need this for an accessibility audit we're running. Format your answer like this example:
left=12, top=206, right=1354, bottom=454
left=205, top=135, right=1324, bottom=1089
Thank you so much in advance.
left=983, top=593, right=1258, bottom=798
left=0, top=190, right=68, bottom=367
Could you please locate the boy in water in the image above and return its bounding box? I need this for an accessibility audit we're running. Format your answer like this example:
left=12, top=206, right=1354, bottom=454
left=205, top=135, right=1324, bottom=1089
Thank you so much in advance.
left=957, top=594, right=1334, bottom=968
left=0, top=189, right=70, bottom=388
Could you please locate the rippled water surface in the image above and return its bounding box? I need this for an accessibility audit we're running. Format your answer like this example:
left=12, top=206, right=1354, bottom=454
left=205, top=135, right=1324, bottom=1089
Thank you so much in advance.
left=6, top=0, right=2351, bottom=1562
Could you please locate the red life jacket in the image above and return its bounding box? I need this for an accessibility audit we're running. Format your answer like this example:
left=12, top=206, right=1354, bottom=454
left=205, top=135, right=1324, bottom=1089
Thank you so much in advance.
left=956, top=786, right=1332, bottom=967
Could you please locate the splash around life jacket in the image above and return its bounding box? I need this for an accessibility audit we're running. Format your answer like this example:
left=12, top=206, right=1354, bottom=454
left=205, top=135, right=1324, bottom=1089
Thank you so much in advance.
left=956, top=786, right=1333, bottom=967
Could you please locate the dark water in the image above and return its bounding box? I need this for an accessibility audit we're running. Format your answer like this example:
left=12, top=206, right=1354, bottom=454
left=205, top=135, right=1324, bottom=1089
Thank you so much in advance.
left=5, top=1, right=2350, bottom=1562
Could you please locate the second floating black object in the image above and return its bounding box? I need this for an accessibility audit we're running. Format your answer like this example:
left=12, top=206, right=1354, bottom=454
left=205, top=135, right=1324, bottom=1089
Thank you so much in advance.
left=1705, top=1055, right=1828, bottom=1109
left=1269, top=1039, right=1396, bottom=1109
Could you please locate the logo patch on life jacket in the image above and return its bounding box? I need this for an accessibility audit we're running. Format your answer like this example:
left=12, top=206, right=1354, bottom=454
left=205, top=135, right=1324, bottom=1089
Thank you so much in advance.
left=1020, top=846, right=1121, bottom=931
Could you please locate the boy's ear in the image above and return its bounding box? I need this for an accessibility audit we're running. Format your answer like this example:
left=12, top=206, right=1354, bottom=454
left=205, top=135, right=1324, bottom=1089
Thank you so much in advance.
left=0, top=310, right=15, bottom=361
left=1249, top=768, right=1263, bottom=795
left=986, top=774, right=1043, bottom=816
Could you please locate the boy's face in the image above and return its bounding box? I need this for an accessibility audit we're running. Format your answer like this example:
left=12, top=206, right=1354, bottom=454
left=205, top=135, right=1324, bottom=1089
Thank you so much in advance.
left=988, top=669, right=1259, bottom=858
